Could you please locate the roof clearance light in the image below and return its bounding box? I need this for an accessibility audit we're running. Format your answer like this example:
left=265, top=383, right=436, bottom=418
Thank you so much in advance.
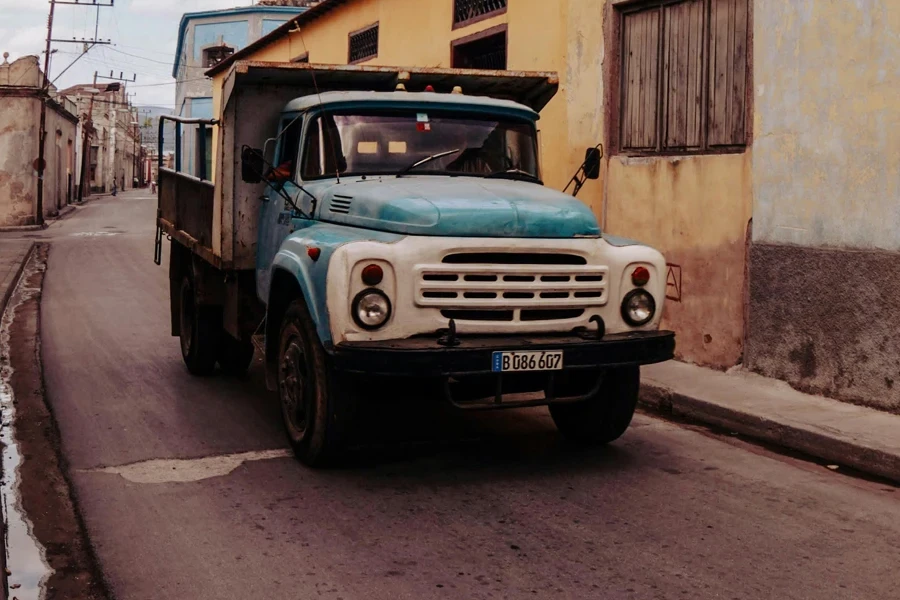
left=451, top=86, right=463, bottom=95
left=632, top=266, right=650, bottom=287
left=424, top=85, right=435, bottom=92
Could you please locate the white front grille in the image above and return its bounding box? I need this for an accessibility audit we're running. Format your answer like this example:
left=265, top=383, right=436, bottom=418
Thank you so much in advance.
left=414, top=263, right=609, bottom=310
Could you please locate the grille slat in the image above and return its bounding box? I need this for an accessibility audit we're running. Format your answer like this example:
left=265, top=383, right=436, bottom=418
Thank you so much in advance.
left=416, top=253, right=608, bottom=322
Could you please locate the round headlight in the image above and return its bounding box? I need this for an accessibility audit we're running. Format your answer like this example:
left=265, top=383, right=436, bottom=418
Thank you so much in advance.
left=352, top=289, right=392, bottom=330
left=621, top=289, right=656, bottom=326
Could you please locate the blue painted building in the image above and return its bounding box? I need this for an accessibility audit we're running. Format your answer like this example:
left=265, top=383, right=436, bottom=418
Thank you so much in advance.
left=173, top=6, right=305, bottom=176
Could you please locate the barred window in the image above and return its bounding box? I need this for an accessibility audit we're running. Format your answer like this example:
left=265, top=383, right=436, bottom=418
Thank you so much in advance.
left=348, top=23, right=379, bottom=64
left=452, top=25, right=507, bottom=70
left=618, top=0, right=749, bottom=155
left=454, top=0, right=507, bottom=28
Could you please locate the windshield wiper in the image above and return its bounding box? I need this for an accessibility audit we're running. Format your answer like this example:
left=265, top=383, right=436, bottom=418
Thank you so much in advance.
left=483, top=168, right=543, bottom=184
left=396, top=149, right=461, bottom=178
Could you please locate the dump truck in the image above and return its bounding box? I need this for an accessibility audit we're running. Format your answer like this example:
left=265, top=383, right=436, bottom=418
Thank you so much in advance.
left=155, top=62, right=675, bottom=466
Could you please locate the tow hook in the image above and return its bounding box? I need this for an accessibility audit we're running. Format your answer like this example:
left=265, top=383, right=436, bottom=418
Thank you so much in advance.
left=575, top=316, right=606, bottom=341
left=437, top=319, right=461, bottom=347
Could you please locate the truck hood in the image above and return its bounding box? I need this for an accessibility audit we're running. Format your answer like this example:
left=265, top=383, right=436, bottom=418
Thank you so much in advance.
left=308, top=176, right=600, bottom=238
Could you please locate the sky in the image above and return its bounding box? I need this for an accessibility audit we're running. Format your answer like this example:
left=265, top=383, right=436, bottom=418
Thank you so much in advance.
left=1, top=0, right=259, bottom=109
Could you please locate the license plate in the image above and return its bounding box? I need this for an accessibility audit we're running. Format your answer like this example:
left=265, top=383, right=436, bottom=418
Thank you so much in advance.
left=492, top=350, right=564, bottom=373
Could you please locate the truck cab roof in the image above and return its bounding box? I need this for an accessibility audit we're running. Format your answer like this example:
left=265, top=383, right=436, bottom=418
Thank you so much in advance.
left=281, top=91, right=540, bottom=121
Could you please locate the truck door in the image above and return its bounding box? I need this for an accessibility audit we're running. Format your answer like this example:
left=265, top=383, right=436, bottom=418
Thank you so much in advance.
left=257, top=116, right=303, bottom=303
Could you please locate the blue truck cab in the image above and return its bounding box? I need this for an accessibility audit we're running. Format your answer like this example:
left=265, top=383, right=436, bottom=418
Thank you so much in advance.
left=157, top=64, right=674, bottom=466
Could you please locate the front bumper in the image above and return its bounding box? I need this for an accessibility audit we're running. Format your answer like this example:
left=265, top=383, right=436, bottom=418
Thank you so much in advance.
left=330, top=330, right=675, bottom=377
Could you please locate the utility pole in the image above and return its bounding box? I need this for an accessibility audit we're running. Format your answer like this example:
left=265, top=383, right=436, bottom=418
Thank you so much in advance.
left=36, top=0, right=114, bottom=225
left=77, top=71, right=111, bottom=204
left=96, top=71, right=136, bottom=194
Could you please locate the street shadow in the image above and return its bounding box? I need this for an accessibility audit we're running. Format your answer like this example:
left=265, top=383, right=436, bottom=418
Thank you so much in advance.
left=322, top=379, right=641, bottom=484
left=162, top=356, right=644, bottom=484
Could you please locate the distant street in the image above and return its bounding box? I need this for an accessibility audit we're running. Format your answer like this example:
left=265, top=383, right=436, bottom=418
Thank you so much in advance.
left=15, top=190, right=900, bottom=599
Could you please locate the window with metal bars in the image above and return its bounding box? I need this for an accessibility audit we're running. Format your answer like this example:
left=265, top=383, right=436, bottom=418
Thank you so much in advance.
left=453, top=0, right=507, bottom=28
left=348, top=23, right=379, bottom=64
left=451, top=26, right=507, bottom=70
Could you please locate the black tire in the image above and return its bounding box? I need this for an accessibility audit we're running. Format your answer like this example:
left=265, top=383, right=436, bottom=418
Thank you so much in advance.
left=179, top=276, right=220, bottom=376
left=277, top=299, right=354, bottom=467
left=549, top=366, right=640, bottom=445
left=217, top=335, right=255, bottom=375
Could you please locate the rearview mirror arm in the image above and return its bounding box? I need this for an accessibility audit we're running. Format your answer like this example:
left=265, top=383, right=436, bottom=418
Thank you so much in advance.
left=563, top=144, right=603, bottom=198
left=243, top=145, right=317, bottom=219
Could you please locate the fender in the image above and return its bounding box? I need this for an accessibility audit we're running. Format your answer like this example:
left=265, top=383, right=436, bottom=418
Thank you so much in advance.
left=266, top=221, right=405, bottom=347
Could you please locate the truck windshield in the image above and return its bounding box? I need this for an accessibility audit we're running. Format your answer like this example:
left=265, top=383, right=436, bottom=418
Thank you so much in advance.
left=300, top=110, right=540, bottom=181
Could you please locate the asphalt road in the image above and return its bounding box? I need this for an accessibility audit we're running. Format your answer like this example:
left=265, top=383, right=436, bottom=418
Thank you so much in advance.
left=30, top=191, right=900, bottom=600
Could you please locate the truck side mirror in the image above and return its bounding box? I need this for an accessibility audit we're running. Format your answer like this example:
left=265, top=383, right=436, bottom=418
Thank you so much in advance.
left=241, top=147, right=265, bottom=184
left=584, top=147, right=602, bottom=180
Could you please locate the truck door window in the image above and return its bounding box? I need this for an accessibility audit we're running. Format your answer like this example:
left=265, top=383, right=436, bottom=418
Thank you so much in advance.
left=301, top=114, right=346, bottom=179
left=299, top=110, right=539, bottom=181
left=274, top=118, right=302, bottom=179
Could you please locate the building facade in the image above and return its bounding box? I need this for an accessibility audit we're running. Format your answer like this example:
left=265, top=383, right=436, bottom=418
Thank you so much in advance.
left=205, top=0, right=900, bottom=411
left=0, top=53, right=79, bottom=226
left=745, top=0, right=900, bottom=412
left=173, top=5, right=306, bottom=177
left=63, top=83, right=141, bottom=195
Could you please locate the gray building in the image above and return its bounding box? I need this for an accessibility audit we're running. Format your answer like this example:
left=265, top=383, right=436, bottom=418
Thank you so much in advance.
left=173, top=5, right=305, bottom=177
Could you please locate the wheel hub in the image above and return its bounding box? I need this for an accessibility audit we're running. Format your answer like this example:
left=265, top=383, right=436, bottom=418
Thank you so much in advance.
left=279, top=340, right=309, bottom=436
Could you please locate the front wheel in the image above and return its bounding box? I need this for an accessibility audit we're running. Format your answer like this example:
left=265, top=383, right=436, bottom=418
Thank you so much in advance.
left=278, top=299, right=354, bottom=467
left=549, top=366, right=640, bottom=445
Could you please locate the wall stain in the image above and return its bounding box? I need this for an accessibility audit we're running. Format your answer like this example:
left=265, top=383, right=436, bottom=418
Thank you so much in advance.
left=788, top=341, right=817, bottom=379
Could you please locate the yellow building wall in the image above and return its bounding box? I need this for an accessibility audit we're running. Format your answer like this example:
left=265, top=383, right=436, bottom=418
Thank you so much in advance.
left=607, top=154, right=752, bottom=367
left=211, top=0, right=753, bottom=368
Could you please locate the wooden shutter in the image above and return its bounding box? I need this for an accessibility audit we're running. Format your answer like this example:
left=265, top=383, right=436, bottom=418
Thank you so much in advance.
left=708, top=0, right=749, bottom=147
left=662, top=0, right=705, bottom=151
left=620, top=8, right=661, bottom=152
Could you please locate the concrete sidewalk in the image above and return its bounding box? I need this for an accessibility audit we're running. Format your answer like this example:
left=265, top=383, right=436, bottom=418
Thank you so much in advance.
left=640, top=360, right=900, bottom=484
left=0, top=240, right=35, bottom=315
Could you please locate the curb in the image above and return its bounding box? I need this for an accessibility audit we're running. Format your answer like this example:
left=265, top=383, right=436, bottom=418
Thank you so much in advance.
left=0, top=224, right=44, bottom=233
left=639, top=382, right=900, bottom=485
left=55, top=205, right=76, bottom=220
left=0, top=242, right=36, bottom=319
left=0, top=241, right=36, bottom=600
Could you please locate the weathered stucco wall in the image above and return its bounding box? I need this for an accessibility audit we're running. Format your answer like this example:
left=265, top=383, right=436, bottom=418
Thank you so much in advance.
left=0, top=96, right=38, bottom=226
left=747, top=0, right=900, bottom=411
left=752, top=0, right=900, bottom=250
left=1, top=55, right=78, bottom=225
left=600, top=0, right=753, bottom=369
left=43, top=102, right=77, bottom=214
left=607, top=154, right=752, bottom=367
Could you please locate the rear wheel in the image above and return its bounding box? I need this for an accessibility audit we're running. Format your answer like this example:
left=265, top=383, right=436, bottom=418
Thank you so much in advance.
left=278, top=299, right=354, bottom=466
left=549, top=366, right=640, bottom=445
left=217, top=335, right=255, bottom=375
left=179, top=276, right=219, bottom=376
